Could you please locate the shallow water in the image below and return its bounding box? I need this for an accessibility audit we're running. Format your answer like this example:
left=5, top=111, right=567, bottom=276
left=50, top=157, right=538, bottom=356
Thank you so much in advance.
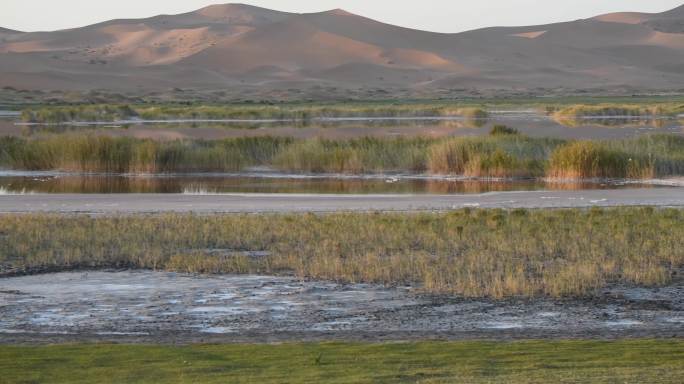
left=0, top=271, right=681, bottom=340
left=2, top=112, right=682, bottom=140
left=0, top=172, right=663, bottom=194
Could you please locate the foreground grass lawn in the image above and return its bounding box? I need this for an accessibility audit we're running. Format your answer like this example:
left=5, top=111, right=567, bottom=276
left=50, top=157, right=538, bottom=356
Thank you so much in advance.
left=1, top=340, right=683, bottom=383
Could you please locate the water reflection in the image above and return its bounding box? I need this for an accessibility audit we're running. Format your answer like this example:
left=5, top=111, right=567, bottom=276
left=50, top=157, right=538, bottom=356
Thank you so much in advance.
left=0, top=112, right=682, bottom=141
left=552, top=116, right=675, bottom=128
left=0, top=174, right=660, bottom=195
left=13, top=118, right=487, bottom=136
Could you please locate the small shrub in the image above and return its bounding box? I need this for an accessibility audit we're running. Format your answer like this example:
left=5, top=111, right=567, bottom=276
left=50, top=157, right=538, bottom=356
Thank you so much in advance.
left=489, top=125, right=519, bottom=136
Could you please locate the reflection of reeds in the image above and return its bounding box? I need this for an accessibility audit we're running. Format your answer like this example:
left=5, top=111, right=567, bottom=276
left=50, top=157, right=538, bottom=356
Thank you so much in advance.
left=0, top=186, right=33, bottom=195
left=553, top=116, right=672, bottom=129
left=0, top=176, right=627, bottom=195
left=2, top=208, right=682, bottom=298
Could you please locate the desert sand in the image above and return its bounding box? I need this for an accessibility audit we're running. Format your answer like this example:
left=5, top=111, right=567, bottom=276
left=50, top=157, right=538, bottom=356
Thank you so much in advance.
left=0, top=4, right=683, bottom=93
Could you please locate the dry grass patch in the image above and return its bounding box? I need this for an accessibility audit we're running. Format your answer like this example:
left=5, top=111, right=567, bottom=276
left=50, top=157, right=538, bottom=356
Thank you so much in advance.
left=1, top=208, right=682, bottom=298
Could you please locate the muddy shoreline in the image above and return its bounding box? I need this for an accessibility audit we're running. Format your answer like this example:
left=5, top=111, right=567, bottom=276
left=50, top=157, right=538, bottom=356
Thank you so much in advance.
left=1, top=188, right=684, bottom=214
left=1, top=271, right=682, bottom=344
left=2, top=329, right=681, bottom=345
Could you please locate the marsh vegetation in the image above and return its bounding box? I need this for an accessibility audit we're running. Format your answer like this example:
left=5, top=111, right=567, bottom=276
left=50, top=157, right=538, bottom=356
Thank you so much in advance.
left=1, top=133, right=683, bottom=179
left=19, top=104, right=489, bottom=123
left=17, top=98, right=684, bottom=124
left=1, top=208, right=682, bottom=298
left=548, top=103, right=684, bottom=119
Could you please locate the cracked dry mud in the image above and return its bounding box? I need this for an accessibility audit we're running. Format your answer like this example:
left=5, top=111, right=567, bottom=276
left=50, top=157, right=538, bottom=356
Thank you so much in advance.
left=1, top=271, right=682, bottom=343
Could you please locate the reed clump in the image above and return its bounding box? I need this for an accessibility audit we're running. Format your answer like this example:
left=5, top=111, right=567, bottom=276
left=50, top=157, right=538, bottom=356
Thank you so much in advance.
left=548, top=103, right=684, bottom=128
left=427, top=135, right=562, bottom=178
left=489, top=125, right=519, bottom=136
left=0, top=136, right=292, bottom=173
left=548, top=141, right=637, bottom=179
left=273, top=137, right=430, bottom=173
left=548, top=135, right=684, bottom=179
left=549, top=104, right=683, bottom=119
left=1, top=208, right=682, bottom=298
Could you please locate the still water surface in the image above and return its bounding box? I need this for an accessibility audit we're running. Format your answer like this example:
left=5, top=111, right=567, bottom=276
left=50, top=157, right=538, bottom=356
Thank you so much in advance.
left=0, top=172, right=664, bottom=194
left=1, top=112, right=682, bottom=140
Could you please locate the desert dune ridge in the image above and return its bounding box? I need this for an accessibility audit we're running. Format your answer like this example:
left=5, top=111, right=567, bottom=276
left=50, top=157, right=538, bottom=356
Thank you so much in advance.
left=0, top=3, right=683, bottom=92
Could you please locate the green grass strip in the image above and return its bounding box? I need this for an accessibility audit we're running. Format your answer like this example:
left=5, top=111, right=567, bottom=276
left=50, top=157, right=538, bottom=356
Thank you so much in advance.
left=1, top=340, right=683, bottom=383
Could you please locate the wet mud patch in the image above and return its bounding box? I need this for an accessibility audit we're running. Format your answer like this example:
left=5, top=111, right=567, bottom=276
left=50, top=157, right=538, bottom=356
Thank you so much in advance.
left=0, top=271, right=682, bottom=343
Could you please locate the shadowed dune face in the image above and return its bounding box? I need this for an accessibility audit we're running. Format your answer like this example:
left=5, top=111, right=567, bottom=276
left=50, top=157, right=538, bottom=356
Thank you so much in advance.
left=0, top=27, right=20, bottom=35
left=0, top=3, right=683, bottom=92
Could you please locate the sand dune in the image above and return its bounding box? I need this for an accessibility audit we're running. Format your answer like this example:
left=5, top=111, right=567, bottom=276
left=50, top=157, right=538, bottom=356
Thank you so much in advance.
left=0, top=3, right=683, bottom=92
left=663, top=4, right=684, bottom=16
left=0, top=27, right=20, bottom=35
left=192, top=3, right=291, bottom=24
left=594, top=12, right=652, bottom=24
left=510, top=31, right=547, bottom=39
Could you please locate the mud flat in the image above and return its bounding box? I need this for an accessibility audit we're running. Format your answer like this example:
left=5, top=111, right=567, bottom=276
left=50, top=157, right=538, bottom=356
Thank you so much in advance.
left=0, top=271, right=682, bottom=344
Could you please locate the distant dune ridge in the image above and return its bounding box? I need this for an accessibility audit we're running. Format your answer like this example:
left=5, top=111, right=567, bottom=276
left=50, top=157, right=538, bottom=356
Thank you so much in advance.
left=0, top=3, right=683, bottom=92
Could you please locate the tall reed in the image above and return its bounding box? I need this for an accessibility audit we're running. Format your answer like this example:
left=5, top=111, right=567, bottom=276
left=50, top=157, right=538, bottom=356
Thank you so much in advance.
left=273, top=137, right=430, bottom=173
left=2, top=134, right=684, bottom=179
left=427, top=135, right=562, bottom=177
left=548, top=135, right=684, bottom=179
left=0, top=136, right=292, bottom=173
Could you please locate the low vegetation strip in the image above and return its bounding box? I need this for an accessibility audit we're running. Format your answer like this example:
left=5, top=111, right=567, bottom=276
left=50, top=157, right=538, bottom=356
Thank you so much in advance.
left=1, top=133, right=684, bottom=179
left=548, top=104, right=684, bottom=118
left=1, top=340, right=682, bottom=384
left=1, top=208, right=682, bottom=298
left=17, top=99, right=684, bottom=123
left=19, top=104, right=489, bottom=123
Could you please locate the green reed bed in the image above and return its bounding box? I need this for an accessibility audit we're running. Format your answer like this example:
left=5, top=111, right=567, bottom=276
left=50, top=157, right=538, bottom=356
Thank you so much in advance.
left=18, top=97, right=684, bottom=124
left=2, top=133, right=684, bottom=179
left=0, top=136, right=293, bottom=173
left=1, top=208, right=682, bottom=298
left=273, top=137, right=432, bottom=173
left=548, top=135, right=684, bottom=179
left=427, top=135, right=563, bottom=177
